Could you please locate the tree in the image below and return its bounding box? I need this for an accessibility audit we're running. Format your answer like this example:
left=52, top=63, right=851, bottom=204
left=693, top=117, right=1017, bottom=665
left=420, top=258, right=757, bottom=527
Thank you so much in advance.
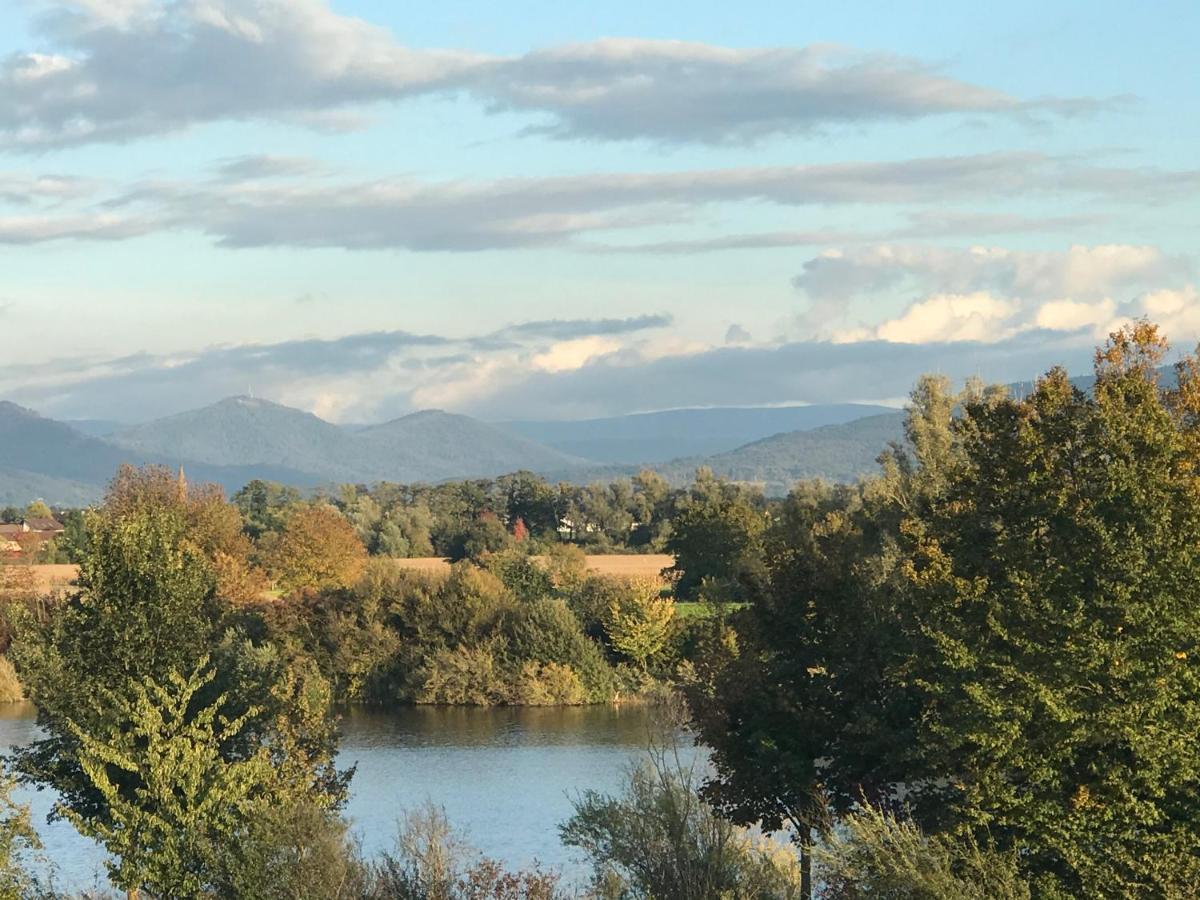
left=666, top=470, right=767, bottom=599
left=446, top=514, right=512, bottom=563
left=233, top=480, right=302, bottom=540
left=22, top=501, right=52, bottom=521
left=689, top=324, right=1200, bottom=899
left=499, top=471, right=560, bottom=538
left=10, top=466, right=349, bottom=894
left=604, top=578, right=675, bottom=672
left=267, top=504, right=367, bottom=593
left=0, top=767, right=45, bottom=899
left=63, top=661, right=277, bottom=897
left=682, top=377, right=983, bottom=900
left=902, top=323, right=1200, bottom=896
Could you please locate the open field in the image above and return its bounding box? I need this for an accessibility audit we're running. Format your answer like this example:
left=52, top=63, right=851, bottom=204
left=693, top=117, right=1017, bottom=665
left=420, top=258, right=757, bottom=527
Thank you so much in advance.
left=17, top=564, right=77, bottom=595
left=395, top=553, right=674, bottom=578
left=16, top=555, right=675, bottom=596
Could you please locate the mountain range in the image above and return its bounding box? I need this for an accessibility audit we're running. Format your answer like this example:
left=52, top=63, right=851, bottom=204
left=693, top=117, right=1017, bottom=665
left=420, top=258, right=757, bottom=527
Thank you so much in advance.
left=0, top=395, right=909, bottom=506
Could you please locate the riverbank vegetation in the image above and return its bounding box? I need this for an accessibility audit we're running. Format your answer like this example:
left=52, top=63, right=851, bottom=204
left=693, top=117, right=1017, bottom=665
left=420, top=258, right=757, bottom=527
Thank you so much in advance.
left=1, top=323, right=1199, bottom=897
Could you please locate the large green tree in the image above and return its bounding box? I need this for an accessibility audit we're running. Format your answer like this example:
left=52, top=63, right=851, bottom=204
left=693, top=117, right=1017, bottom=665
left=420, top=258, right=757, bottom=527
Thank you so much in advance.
left=689, top=324, right=1200, bottom=899
left=903, top=324, right=1200, bottom=896
left=666, top=469, right=768, bottom=599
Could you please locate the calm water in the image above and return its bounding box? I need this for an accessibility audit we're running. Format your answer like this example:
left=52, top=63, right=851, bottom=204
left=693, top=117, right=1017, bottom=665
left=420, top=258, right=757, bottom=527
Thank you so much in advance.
left=0, top=702, right=661, bottom=891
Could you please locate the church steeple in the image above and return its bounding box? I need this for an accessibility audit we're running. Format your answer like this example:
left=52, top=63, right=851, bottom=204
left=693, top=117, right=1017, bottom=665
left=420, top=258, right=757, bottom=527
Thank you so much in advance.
left=177, top=465, right=187, bottom=501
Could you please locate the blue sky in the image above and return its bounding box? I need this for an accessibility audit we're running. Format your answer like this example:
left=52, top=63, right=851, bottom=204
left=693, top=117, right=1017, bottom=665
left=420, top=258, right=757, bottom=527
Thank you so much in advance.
left=0, top=0, right=1197, bottom=422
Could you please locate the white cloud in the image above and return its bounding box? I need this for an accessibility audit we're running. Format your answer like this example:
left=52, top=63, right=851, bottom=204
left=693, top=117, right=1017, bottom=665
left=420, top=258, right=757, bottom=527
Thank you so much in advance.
left=840, top=292, right=1019, bottom=344
left=1034, top=297, right=1118, bottom=332
left=0, top=1, right=1112, bottom=149
left=795, top=243, right=1187, bottom=303
left=532, top=337, right=623, bottom=373
left=1137, top=285, right=1200, bottom=340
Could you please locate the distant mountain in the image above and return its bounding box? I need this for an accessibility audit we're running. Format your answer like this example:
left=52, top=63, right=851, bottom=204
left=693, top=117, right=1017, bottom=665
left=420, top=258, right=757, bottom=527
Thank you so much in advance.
left=355, top=410, right=585, bottom=482
left=0, top=400, right=324, bottom=505
left=654, top=413, right=906, bottom=495
left=63, top=419, right=127, bottom=438
left=108, top=398, right=586, bottom=485
left=505, top=403, right=896, bottom=463
left=0, top=401, right=139, bottom=491
left=0, top=469, right=102, bottom=507
left=109, top=397, right=363, bottom=481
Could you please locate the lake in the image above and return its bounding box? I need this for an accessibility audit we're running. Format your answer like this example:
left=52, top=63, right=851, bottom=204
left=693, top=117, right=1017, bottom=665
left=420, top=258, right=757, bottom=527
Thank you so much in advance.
left=0, top=702, right=664, bottom=891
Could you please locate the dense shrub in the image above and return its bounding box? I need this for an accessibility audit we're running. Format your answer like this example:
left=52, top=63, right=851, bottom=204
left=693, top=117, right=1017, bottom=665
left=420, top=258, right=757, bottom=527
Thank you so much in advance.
left=562, top=745, right=803, bottom=899
left=416, top=646, right=508, bottom=706
left=485, top=549, right=554, bottom=603
left=0, top=657, right=21, bottom=703
left=816, top=806, right=1030, bottom=900
left=512, top=662, right=586, bottom=706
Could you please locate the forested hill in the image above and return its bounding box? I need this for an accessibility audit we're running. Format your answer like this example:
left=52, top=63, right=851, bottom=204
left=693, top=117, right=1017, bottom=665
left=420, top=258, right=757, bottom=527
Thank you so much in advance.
left=504, top=403, right=896, bottom=463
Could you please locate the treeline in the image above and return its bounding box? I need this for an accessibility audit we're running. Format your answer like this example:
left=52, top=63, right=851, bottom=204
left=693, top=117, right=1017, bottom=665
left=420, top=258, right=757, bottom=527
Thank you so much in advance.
left=14, top=464, right=776, bottom=570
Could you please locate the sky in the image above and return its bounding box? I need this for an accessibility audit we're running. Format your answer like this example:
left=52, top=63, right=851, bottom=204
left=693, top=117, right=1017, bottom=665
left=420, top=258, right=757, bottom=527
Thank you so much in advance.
left=0, top=0, right=1197, bottom=423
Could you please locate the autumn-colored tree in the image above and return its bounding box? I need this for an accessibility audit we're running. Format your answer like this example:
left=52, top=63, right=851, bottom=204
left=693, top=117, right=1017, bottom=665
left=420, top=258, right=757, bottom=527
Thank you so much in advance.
left=101, top=466, right=268, bottom=603
left=266, top=504, right=368, bottom=594
left=512, top=517, right=529, bottom=542
left=604, top=577, right=675, bottom=672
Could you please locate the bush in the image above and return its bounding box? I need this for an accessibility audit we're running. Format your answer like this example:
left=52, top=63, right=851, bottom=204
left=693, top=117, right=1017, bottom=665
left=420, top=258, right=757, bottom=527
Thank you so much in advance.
left=485, top=550, right=554, bottom=603
left=417, top=646, right=508, bottom=706
left=502, top=598, right=616, bottom=703
left=566, top=575, right=630, bottom=642
left=603, top=578, right=674, bottom=673
left=816, top=806, right=1031, bottom=900
left=543, top=544, right=588, bottom=593
left=370, top=803, right=564, bottom=899
left=513, top=662, right=586, bottom=706
left=561, top=706, right=803, bottom=900
left=0, top=657, right=22, bottom=703
left=213, top=802, right=369, bottom=900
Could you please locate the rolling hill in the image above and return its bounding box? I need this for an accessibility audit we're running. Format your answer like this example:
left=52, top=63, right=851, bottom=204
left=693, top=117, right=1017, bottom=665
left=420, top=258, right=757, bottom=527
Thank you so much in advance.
left=505, top=403, right=896, bottom=463
left=2, top=395, right=906, bottom=505
left=108, top=398, right=586, bottom=485
left=354, top=410, right=585, bottom=482
left=0, top=400, right=325, bottom=505
left=108, top=397, right=364, bottom=481
left=654, top=412, right=906, bottom=494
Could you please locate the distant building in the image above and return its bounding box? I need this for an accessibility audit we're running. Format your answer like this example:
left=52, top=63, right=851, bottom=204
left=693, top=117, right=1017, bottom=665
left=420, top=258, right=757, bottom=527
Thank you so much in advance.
left=22, top=517, right=64, bottom=537
left=0, top=517, right=64, bottom=557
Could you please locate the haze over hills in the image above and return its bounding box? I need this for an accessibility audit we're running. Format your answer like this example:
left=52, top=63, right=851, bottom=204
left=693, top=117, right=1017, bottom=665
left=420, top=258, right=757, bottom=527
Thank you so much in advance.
left=109, top=397, right=366, bottom=482
left=653, top=413, right=906, bottom=494
left=0, top=400, right=322, bottom=506
left=2, top=394, right=915, bottom=505
left=505, top=403, right=897, bottom=463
